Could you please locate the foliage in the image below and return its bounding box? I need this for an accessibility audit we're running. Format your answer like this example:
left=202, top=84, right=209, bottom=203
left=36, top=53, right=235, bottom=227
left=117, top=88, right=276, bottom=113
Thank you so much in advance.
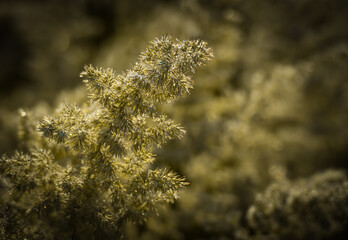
left=1, top=1, right=348, bottom=239
left=246, top=170, right=348, bottom=240
left=0, top=35, right=213, bottom=239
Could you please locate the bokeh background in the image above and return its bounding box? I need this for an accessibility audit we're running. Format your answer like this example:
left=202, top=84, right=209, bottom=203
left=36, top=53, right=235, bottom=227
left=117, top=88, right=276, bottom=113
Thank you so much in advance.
left=1, top=0, right=348, bottom=239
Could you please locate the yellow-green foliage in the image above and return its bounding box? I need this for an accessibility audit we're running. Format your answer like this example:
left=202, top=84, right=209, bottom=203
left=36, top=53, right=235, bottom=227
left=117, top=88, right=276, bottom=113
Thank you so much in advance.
left=0, top=36, right=213, bottom=239
left=1, top=1, right=348, bottom=240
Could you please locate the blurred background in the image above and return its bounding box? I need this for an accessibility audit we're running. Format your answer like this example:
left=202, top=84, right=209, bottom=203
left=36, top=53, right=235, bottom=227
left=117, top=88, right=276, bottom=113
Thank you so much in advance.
left=1, top=0, right=348, bottom=239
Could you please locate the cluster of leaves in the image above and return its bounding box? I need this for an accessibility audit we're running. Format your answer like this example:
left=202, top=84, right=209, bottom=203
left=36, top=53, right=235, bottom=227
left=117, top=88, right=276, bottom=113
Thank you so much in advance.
left=0, top=35, right=213, bottom=239
left=247, top=170, right=348, bottom=240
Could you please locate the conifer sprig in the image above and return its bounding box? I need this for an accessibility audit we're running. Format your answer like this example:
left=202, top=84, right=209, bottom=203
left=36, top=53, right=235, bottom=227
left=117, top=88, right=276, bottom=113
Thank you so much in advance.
left=1, top=35, right=212, bottom=239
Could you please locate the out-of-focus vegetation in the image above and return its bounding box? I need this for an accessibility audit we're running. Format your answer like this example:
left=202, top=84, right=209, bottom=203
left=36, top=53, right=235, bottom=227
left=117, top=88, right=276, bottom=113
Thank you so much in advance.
left=1, top=0, right=348, bottom=239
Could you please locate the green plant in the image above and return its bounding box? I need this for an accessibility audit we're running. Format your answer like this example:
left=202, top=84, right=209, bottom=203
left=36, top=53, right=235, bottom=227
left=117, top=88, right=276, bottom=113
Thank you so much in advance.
left=0, top=35, right=213, bottom=239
